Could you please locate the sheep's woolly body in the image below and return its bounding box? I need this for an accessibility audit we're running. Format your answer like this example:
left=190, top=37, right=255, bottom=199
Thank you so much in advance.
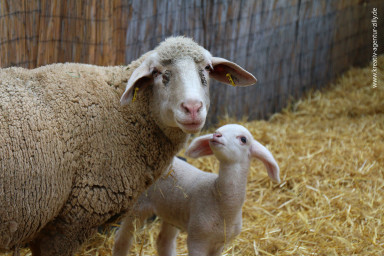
left=0, top=50, right=188, bottom=252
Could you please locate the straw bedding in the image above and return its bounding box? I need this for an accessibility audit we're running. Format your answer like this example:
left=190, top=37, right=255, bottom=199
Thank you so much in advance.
left=7, top=56, right=383, bottom=255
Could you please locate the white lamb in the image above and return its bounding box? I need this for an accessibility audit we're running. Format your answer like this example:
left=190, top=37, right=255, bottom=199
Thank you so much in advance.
left=113, top=124, right=281, bottom=256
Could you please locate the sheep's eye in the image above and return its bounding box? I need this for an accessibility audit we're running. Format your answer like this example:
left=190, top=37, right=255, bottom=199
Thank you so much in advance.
left=199, top=69, right=208, bottom=87
left=162, top=70, right=171, bottom=85
left=205, top=65, right=212, bottom=71
left=240, top=137, right=247, bottom=144
left=152, top=69, right=161, bottom=77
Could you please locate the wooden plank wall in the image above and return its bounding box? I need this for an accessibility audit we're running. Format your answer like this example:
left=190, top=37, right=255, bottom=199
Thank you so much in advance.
left=1, top=0, right=383, bottom=126
left=0, top=0, right=127, bottom=67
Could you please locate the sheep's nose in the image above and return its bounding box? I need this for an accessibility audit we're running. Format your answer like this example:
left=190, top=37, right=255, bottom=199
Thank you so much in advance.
left=213, top=132, right=222, bottom=138
left=181, top=100, right=203, bottom=118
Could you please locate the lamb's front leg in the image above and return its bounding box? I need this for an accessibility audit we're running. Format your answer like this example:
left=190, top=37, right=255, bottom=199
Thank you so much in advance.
left=156, top=222, right=179, bottom=256
left=211, top=245, right=224, bottom=256
left=187, top=237, right=212, bottom=256
left=113, top=215, right=137, bottom=256
left=113, top=203, right=155, bottom=256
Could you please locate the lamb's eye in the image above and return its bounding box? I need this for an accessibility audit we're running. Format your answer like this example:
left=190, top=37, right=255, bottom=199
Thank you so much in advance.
left=205, top=65, right=211, bottom=71
left=240, top=137, right=247, bottom=144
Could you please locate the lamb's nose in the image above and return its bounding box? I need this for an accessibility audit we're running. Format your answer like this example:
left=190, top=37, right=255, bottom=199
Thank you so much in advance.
left=181, top=100, right=203, bottom=118
left=213, top=132, right=222, bottom=138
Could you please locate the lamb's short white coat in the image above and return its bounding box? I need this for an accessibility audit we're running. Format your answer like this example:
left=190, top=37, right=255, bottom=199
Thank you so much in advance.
left=113, top=124, right=280, bottom=256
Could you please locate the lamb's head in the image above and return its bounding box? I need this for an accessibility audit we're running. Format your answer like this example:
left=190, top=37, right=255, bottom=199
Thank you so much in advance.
left=120, top=37, right=257, bottom=134
left=185, top=124, right=281, bottom=183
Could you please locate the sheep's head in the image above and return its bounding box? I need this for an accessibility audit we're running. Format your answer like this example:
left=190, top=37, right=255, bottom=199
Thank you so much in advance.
left=185, top=124, right=281, bottom=183
left=120, top=37, right=257, bottom=134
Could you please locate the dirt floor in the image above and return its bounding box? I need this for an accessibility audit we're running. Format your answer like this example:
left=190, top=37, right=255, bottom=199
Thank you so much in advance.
left=10, top=56, right=384, bottom=255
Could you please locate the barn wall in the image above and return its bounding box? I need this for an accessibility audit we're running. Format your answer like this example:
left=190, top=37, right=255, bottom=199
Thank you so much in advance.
left=1, top=0, right=383, bottom=125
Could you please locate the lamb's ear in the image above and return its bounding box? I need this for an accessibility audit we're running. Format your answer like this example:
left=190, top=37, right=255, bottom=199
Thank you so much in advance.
left=210, top=57, right=257, bottom=87
left=185, top=134, right=213, bottom=158
left=120, top=61, right=153, bottom=106
left=250, top=140, right=281, bottom=183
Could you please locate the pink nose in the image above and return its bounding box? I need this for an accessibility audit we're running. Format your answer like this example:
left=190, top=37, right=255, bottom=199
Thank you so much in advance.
left=213, top=132, right=222, bottom=138
left=181, top=100, right=203, bottom=118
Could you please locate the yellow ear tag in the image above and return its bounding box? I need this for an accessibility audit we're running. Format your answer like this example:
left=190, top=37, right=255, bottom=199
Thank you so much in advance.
left=226, top=73, right=236, bottom=87
left=132, top=87, right=139, bottom=102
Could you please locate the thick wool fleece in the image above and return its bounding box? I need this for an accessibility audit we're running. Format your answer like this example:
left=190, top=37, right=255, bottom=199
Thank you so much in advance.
left=155, top=37, right=208, bottom=64
left=0, top=60, right=187, bottom=254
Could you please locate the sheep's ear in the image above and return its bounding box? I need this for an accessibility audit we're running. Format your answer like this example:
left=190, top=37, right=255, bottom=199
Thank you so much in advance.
left=185, top=134, right=213, bottom=158
left=120, top=62, right=153, bottom=106
left=210, top=57, right=257, bottom=87
left=250, top=140, right=281, bottom=183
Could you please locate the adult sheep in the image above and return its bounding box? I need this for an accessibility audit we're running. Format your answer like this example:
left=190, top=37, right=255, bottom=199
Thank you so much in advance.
left=0, top=36, right=256, bottom=255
